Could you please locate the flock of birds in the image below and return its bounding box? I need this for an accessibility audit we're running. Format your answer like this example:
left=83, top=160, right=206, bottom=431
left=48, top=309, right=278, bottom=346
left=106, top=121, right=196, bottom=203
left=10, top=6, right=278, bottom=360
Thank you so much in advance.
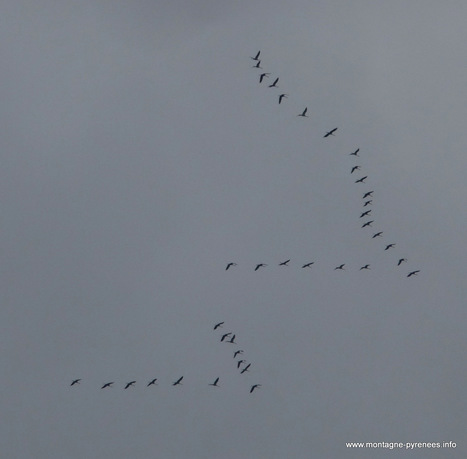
left=70, top=322, right=261, bottom=394
left=245, top=51, right=420, bottom=279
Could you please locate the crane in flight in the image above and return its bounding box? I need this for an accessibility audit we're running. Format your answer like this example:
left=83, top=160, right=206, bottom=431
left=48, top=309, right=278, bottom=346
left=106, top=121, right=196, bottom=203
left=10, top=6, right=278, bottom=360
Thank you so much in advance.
left=250, top=384, right=262, bottom=393
left=351, top=166, right=361, bottom=174
left=279, top=259, right=290, bottom=266
left=240, top=363, right=251, bottom=374
left=101, top=382, right=114, bottom=389
left=407, top=270, right=420, bottom=277
left=278, top=94, right=288, bottom=104
left=70, top=379, right=81, bottom=386
left=334, top=264, right=345, bottom=270
left=361, top=220, right=373, bottom=228
left=297, top=107, right=308, bottom=117
left=397, top=258, right=407, bottom=266
left=355, top=176, right=368, bottom=183
left=209, top=378, right=220, bottom=387
left=259, top=73, right=270, bottom=83
left=254, top=263, right=267, bottom=271
left=250, top=51, right=260, bottom=61
left=384, top=244, right=395, bottom=250
left=302, top=262, right=314, bottom=268
left=324, top=127, right=338, bottom=137
left=363, top=200, right=372, bottom=207
left=363, top=191, right=374, bottom=199
left=172, top=376, right=184, bottom=386
left=124, top=381, right=136, bottom=389
left=147, top=378, right=158, bottom=387
left=225, top=262, right=237, bottom=270
left=268, top=77, right=279, bottom=88
left=360, top=264, right=371, bottom=270
left=350, top=148, right=360, bottom=156
left=360, top=210, right=371, bottom=218
left=221, top=333, right=232, bottom=342
left=372, top=232, right=383, bottom=238
left=233, top=350, right=244, bottom=358
left=227, top=334, right=237, bottom=344
left=252, top=60, right=262, bottom=69
left=237, top=359, right=246, bottom=369
left=214, top=321, right=224, bottom=330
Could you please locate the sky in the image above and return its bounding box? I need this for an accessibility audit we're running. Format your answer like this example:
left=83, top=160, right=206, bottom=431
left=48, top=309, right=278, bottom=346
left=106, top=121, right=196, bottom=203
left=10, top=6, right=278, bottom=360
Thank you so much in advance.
left=1, top=1, right=466, bottom=458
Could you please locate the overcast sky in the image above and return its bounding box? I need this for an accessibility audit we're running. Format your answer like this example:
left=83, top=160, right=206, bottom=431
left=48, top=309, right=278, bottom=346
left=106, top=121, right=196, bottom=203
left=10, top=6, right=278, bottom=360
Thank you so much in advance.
left=1, top=1, right=466, bottom=458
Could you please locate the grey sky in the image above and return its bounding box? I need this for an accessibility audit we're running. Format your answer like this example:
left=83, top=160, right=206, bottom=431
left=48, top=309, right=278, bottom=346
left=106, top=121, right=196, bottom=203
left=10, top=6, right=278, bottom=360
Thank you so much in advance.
left=1, top=1, right=466, bottom=458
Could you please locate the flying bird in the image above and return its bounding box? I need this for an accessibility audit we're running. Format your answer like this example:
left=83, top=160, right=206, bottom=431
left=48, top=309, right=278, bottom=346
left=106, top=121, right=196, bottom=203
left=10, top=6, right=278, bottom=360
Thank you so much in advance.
left=297, top=107, right=308, bottom=117
left=237, top=359, right=246, bottom=369
left=350, top=148, right=360, bottom=156
left=240, top=363, right=251, bottom=374
left=323, top=127, right=338, bottom=138
left=302, top=262, right=314, bottom=268
left=360, top=210, right=372, bottom=218
left=250, top=51, right=260, bottom=61
left=252, top=60, right=262, bottom=69
left=372, top=232, right=383, bottom=238
left=250, top=384, right=262, bottom=393
left=227, top=334, right=236, bottom=344
left=101, top=382, right=114, bottom=389
left=360, top=264, right=371, bottom=270
left=172, top=376, right=184, bottom=386
left=70, top=379, right=81, bottom=386
left=254, top=263, right=267, bottom=271
left=397, top=258, right=407, bottom=266
left=268, top=77, right=279, bottom=88
left=279, top=259, right=290, bottom=266
left=355, top=176, right=368, bottom=183
left=214, top=321, right=224, bottom=330
left=221, top=333, right=232, bottom=342
left=363, top=191, right=374, bottom=199
left=363, top=200, right=373, bottom=207
left=351, top=166, right=361, bottom=174
left=361, top=220, right=374, bottom=228
left=233, top=350, right=244, bottom=358
left=225, top=262, right=237, bottom=270
left=209, top=378, right=220, bottom=387
left=334, top=264, right=345, bottom=270
left=278, top=94, right=288, bottom=104
left=385, top=244, right=395, bottom=250
left=407, top=270, right=420, bottom=277
left=147, top=378, right=158, bottom=386
left=259, top=73, right=270, bottom=83
left=124, top=381, right=136, bottom=389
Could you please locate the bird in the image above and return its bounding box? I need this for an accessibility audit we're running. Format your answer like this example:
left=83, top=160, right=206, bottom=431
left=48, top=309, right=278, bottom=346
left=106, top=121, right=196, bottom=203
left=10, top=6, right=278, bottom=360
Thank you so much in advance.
left=227, top=334, right=236, bottom=344
left=363, top=200, right=373, bottom=207
left=70, top=379, right=81, bottom=386
left=360, top=210, right=372, bottom=218
left=101, top=382, right=114, bottom=389
left=250, top=384, right=262, bottom=393
left=147, top=378, right=158, bottom=386
left=240, top=363, right=251, bottom=374
left=124, top=381, right=136, bottom=389
left=237, top=359, right=246, bottom=369
left=221, top=333, right=232, bottom=342
left=225, top=262, right=237, bottom=270
left=297, top=107, right=308, bottom=117
left=323, top=127, right=338, bottom=138
left=302, top=262, right=314, bottom=268
left=233, top=350, right=244, bottom=358
left=384, top=244, right=395, bottom=250
left=279, top=259, right=290, bottom=266
left=351, top=166, right=361, bottom=174
left=278, top=94, right=288, bottom=104
left=360, top=264, right=371, bottom=270
left=372, top=232, right=383, bottom=238
left=259, top=73, right=270, bottom=83
left=361, top=220, right=374, bottom=228
left=214, top=321, right=224, bottom=330
left=209, top=377, right=220, bottom=387
left=268, top=77, right=279, bottom=88
left=250, top=51, right=260, bottom=61
left=350, top=148, right=360, bottom=156
left=407, top=270, right=420, bottom=277
left=355, top=176, right=368, bottom=183
left=172, top=376, right=184, bottom=386
left=334, top=264, right=345, bottom=270
left=363, top=191, right=374, bottom=199
left=397, top=258, right=407, bottom=266
left=254, top=263, right=267, bottom=271
left=252, top=60, right=262, bottom=69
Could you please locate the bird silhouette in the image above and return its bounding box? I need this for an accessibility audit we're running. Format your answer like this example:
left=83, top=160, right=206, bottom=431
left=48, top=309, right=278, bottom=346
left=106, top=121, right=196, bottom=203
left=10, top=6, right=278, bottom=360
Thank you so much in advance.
left=209, top=377, right=220, bottom=387
left=252, top=60, right=262, bottom=69
left=360, top=264, right=371, bottom=270
left=361, top=220, right=374, bottom=228
left=214, top=321, right=224, bottom=330
left=147, top=378, right=158, bottom=386
left=334, top=264, right=345, bottom=270
left=324, top=127, right=338, bottom=137
left=297, top=107, right=308, bottom=117
left=124, top=381, right=136, bottom=389
left=350, top=148, right=360, bottom=156
left=227, top=334, right=236, bottom=344
left=240, top=363, right=251, bottom=374
left=101, top=382, right=114, bottom=389
left=407, top=270, right=420, bottom=277
left=70, top=379, right=81, bottom=386
left=351, top=166, right=361, bottom=174
left=237, top=359, right=246, bottom=369
left=360, top=210, right=372, bottom=218
left=250, top=51, right=260, bottom=61
left=279, top=259, right=290, bottom=266
left=221, top=333, right=232, bottom=342
left=384, top=244, right=395, bottom=250
left=355, top=176, right=368, bottom=183
left=172, top=376, right=184, bottom=386
left=259, top=73, right=270, bottom=83
left=302, top=262, right=314, bottom=268
left=363, top=200, right=373, bottom=207
left=225, top=262, right=237, bottom=270
left=363, top=191, right=374, bottom=199
left=250, top=384, right=262, bottom=393
left=268, top=77, right=279, bottom=88
left=233, top=350, right=244, bottom=358
left=397, top=258, right=407, bottom=266
left=278, top=94, right=288, bottom=104
left=372, top=232, right=383, bottom=238
left=254, top=263, right=267, bottom=271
